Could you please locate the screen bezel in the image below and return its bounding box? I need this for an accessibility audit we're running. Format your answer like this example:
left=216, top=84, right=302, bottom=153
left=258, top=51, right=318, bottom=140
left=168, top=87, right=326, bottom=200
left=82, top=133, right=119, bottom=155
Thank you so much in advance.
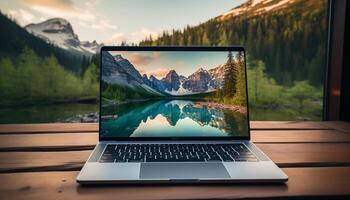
left=99, top=46, right=251, bottom=141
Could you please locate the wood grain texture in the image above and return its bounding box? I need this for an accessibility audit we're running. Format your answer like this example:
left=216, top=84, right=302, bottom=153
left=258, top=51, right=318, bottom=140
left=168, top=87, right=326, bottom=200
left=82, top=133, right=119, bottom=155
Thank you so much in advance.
left=0, top=121, right=331, bottom=134
left=0, top=151, right=90, bottom=172
left=1, top=168, right=350, bottom=200
left=250, top=121, right=330, bottom=130
left=0, top=133, right=98, bottom=150
left=257, top=143, right=350, bottom=167
left=1, top=130, right=350, bottom=151
left=0, top=123, right=98, bottom=133
left=0, top=121, right=350, bottom=199
left=251, top=130, right=350, bottom=143
left=1, top=143, right=350, bottom=173
left=321, top=121, right=350, bottom=134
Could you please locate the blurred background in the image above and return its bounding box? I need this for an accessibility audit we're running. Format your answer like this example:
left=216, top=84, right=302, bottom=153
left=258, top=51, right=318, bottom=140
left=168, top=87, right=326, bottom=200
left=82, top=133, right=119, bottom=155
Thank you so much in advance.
left=0, top=0, right=329, bottom=123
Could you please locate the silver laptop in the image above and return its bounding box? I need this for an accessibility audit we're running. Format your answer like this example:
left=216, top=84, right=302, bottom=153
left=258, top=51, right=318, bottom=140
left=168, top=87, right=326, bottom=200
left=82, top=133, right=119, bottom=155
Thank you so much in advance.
left=77, top=46, right=288, bottom=184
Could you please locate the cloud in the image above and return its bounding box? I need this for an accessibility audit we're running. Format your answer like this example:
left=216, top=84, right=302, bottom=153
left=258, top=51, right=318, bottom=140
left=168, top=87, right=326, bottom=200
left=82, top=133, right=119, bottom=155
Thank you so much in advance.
left=8, top=9, right=36, bottom=26
left=84, top=0, right=103, bottom=8
left=27, top=5, right=95, bottom=22
left=78, top=19, right=117, bottom=31
left=139, top=68, right=170, bottom=79
left=174, top=61, right=185, bottom=69
left=132, top=28, right=160, bottom=42
left=128, top=52, right=161, bottom=66
left=22, top=0, right=75, bottom=12
left=125, top=52, right=166, bottom=79
left=103, top=32, right=126, bottom=45
left=20, top=0, right=116, bottom=31
left=148, top=68, right=170, bottom=79
left=104, top=28, right=161, bottom=45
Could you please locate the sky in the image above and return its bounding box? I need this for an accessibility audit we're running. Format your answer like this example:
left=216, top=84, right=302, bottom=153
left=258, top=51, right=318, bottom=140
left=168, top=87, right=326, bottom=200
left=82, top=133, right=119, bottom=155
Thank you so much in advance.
left=110, top=51, right=240, bottom=79
left=0, top=0, right=245, bottom=44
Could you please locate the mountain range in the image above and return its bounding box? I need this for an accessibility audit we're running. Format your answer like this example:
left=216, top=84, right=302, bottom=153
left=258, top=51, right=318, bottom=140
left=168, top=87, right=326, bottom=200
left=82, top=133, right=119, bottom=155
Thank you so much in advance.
left=102, top=51, right=228, bottom=96
left=25, top=18, right=102, bottom=56
left=218, top=0, right=292, bottom=20
left=20, top=0, right=292, bottom=58
left=3, top=0, right=326, bottom=88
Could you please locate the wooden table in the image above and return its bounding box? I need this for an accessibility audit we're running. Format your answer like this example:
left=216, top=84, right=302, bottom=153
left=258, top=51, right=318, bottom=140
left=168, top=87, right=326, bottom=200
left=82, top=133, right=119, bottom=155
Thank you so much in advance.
left=1, top=121, right=350, bottom=200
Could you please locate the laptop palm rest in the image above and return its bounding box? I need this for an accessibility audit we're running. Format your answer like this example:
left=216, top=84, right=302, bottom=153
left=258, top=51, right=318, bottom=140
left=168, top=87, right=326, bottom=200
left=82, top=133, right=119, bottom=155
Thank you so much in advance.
left=140, top=162, right=230, bottom=179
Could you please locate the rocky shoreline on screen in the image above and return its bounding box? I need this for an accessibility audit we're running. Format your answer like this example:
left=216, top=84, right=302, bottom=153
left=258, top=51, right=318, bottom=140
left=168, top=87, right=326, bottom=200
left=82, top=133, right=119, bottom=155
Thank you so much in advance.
left=193, top=102, right=247, bottom=114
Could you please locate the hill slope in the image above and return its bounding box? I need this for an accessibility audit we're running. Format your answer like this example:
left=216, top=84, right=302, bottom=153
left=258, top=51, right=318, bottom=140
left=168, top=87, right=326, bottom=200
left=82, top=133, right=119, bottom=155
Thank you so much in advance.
left=0, top=12, right=87, bottom=74
left=140, top=0, right=328, bottom=86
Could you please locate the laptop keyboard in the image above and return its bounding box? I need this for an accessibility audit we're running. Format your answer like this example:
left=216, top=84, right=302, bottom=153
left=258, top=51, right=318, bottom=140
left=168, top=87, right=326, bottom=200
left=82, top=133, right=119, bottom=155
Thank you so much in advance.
left=99, top=143, right=258, bottom=163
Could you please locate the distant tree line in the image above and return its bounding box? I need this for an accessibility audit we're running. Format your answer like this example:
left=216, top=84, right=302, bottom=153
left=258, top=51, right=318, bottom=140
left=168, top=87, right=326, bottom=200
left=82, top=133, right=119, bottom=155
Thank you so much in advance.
left=0, top=47, right=99, bottom=106
left=140, top=0, right=328, bottom=87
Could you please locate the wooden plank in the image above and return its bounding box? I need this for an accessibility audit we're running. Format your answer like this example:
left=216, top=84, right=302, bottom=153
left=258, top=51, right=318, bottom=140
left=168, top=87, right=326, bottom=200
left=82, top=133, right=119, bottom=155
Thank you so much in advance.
left=1, top=130, right=350, bottom=151
left=0, top=151, right=90, bottom=172
left=257, top=143, right=350, bottom=167
left=1, top=143, right=350, bottom=173
left=0, top=123, right=98, bottom=134
left=321, top=121, right=350, bottom=134
left=0, top=121, right=331, bottom=134
left=252, top=130, right=350, bottom=143
left=250, top=121, right=330, bottom=130
left=1, top=168, right=350, bottom=200
left=0, top=133, right=98, bottom=151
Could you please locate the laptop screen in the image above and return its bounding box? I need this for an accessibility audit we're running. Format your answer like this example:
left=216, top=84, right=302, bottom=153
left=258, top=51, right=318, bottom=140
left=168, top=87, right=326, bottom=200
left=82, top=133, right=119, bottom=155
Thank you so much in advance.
left=100, top=47, right=249, bottom=139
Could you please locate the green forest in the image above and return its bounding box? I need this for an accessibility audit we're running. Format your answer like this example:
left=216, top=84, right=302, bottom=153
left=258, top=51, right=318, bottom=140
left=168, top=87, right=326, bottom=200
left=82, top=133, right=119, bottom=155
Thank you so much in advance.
left=205, top=51, right=247, bottom=106
left=0, top=12, right=99, bottom=107
left=102, top=81, right=161, bottom=103
left=140, top=0, right=328, bottom=120
left=0, top=47, right=99, bottom=106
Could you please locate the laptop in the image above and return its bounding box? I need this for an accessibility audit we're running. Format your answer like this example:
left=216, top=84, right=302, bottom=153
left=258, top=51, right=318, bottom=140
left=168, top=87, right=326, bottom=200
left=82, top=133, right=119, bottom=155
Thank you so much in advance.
left=77, top=46, right=288, bottom=184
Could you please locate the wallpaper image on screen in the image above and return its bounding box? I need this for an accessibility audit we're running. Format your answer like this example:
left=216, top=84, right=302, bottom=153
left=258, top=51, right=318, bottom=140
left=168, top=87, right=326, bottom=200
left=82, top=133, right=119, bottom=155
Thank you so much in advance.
left=101, top=51, right=248, bottom=137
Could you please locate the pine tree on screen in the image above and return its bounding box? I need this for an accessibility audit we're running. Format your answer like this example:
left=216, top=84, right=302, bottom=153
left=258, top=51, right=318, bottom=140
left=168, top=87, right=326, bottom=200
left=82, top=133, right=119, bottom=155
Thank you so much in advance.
left=223, top=51, right=237, bottom=97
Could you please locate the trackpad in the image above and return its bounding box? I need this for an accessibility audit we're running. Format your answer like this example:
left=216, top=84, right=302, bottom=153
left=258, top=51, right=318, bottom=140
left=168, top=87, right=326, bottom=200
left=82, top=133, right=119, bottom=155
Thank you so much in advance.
left=140, top=162, right=230, bottom=179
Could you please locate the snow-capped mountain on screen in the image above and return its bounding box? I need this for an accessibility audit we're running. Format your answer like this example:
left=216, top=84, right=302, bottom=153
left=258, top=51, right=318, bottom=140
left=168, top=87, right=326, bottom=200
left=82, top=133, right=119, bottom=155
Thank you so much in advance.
left=102, top=52, right=231, bottom=96
left=144, top=66, right=225, bottom=96
left=148, top=75, right=167, bottom=93
left=25, top=18, right=102, bottom=56
left=161, top=70, right=181, bottom=92
left=143, top=66, right=227, bottom=96
left=182, top=67, right=212, bottom=93
left=114, top=55, right=145, bottom=83
left=101, top=52, right=163, bottom=96
left=208, top=64, right=226, bottom=89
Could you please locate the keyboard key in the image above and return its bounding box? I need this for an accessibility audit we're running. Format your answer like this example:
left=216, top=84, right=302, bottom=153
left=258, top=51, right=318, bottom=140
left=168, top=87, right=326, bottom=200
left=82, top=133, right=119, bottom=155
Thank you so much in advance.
left=128, top=158, right=144, bottom=162
left=206, top=159, right=222, bottom=162
left=99, top=144, right=258, bottom=163
left=99, top=158, right=115, bottom=163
